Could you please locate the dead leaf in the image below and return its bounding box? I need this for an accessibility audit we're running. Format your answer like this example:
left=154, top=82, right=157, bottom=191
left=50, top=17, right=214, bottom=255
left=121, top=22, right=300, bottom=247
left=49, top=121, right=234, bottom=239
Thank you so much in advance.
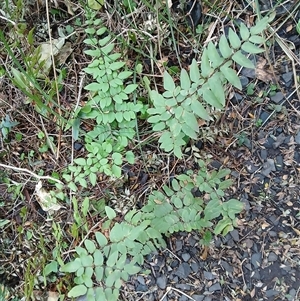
left=255, top=57, right=278, bottom=83
left=292, top=227, right=300, bottom=236
left=47, top=291, right=59, bottom=301
left=55, top=42, right=73, bottom=65
left=35, top=181, right=62, bottom=213
left=200, top=246, right=208, bottom=260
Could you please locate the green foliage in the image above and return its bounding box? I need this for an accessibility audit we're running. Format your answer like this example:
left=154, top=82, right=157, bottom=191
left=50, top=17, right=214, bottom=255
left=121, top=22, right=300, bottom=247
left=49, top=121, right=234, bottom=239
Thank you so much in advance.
left=0, top=115, right=19, bottom=141
left=61, top=207, right=165, bottom=301
left=61, top=161, right=243, bottom=300
left=64, top=11, right=143, bottom=188
left=148, top=15, right=273, bottom=158
left=142, top=160, right=243, bottom=236
left=59, top=10, right=271, bottom=301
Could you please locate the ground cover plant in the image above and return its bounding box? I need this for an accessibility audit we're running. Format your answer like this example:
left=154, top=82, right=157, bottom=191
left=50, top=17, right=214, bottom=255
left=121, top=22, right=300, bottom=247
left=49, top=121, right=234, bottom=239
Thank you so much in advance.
left=0, top=0, right=299, bottom=300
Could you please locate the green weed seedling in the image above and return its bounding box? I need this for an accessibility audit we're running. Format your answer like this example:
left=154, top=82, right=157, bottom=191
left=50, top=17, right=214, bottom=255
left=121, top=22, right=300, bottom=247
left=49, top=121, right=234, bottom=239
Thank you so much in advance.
left=57, top=8, right=273, bottom=301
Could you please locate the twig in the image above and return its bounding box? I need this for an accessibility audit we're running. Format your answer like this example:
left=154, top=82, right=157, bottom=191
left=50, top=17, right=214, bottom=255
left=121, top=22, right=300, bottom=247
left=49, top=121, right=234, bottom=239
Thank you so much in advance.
left=0, top=163, right=63, bottom=184
left=159, top=286, right=196, bottom=301
left=45, top=0, right=62, bottom=161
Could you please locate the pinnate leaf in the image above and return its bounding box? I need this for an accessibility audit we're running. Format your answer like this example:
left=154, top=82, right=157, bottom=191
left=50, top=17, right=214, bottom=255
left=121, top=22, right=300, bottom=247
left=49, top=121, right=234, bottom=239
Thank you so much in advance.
left=228, top=28, right=241, bottom=49
left=239, top=22, right=250, bottom=41
left=105, top=206, right=116, bottom=220
left=189, top=59, right=200, bottom=82
left=220, top=63, right=242, bottom=90
left=84, top=239, right=96, bottom=254
left=242, top=42, right=264, bottom=54
left=180, top=69, right=191, bottom=90
left=207, top=42, right=224, bottom=68
left=68, top=285, right=87, bottom=298
left=232, top=51, right=254, bottom=68
left=219, top=35, right=232, bottom=58
left=163, top=71, right=175, bottom=91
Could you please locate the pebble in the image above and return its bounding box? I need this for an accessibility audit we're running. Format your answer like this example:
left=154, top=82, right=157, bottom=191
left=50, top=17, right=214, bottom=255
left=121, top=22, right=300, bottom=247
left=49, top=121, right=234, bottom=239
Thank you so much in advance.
left=270, top=92, right=284, bottom=104
left=176, top=283, right=191, bottom=290
left=240, top=75, right=249, bottom=88
left=204, top=271, right=215, bottom=280
left=182, top=253, right=191, bottom=262
left=251, top=252, right=262, bottom=269
left=192, top=295, right=205, bottom=301
left=230, top=229, right=240, bottom=241
left=295, top=131, right=300, bottom=145
left=268, top=252, right=278, bottom=262
left=275, top=155, right=283, bottom=171
left=175, top=263, right=192, bottom=278
left=260, top=149, right=267, bottom=160
left=265, top=289, right=280, bottom=298
left=259, top=111, right=270, bottom=124
left=156, top=275, right=167, bottom=289
left=261, top=158, right=276, bottom=177
left=281, top=72, right=293, bottom=87
left=208, top=282, right=221, bottom=291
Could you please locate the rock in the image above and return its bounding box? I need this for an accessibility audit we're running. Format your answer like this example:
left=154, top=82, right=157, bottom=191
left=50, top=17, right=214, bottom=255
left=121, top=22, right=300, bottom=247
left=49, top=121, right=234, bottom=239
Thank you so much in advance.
left=281, top=72, right=293, bottom=87
left=156, top=275, right=167, bottom=289
left=182, top=253, right=191, bottom=262
left=192, top=295, right=204, bottom=301
left=295, top=131, right=300, bottom=145
left=251, top=252, right=262, bottom=269
left=204, top=271, right=215, bottom=280
left=208, top=282, right=221, bottom=291
left=268, top=252, right=278, bottom=262
left=261, top=159, right=276, bottom=177
left=175, top=263, right=192, bottom=278
left=176, top=283, right=191, bottom=290
left=260, top=111, right=271, bottom=124
left=270, top=92, right=284, bottom=104
left=275, top=155, right=283, bottom=171
left=240, top=75, right=249, bottom=88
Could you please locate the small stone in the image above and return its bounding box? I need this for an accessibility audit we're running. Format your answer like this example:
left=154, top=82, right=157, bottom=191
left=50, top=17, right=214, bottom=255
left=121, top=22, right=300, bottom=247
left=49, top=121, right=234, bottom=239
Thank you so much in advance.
left=191, top=262, right=199, bottom=273
left=192, top=295, right=204, bottom=301
left=208, top=282, right=221, bottom=291
left=240, top=75, right=249, bottom=88
left=295, top=131, right=300, bottom=145
left=231, top=93, right=243, bottom=104
left=137, top=276, right=145, bottom=285
left=251, top=253, right=262, bottom=269
left=265, top=289, right=280, bottom=298
left=245, top=161, right=259, bottom=174
left=259, top=111, right=270, bottom=124
left=156, top=275, right=167, bottom=289
left=270, top=92, right=284, bottom=104
left=74, top=141, right=84, bottom=151
left=230, top=229, right=239, bottom=242
left=136, top=284, right=148, bottom=292
left=268, top=252, right=278, bottom=262
left=175, top=240, right=183, bottom=251
left=281, top=72, right=293, bottom=87
left=275, top=155, right=283, bottom=171
left=204, top=271, right=215, bottom=280
left=182, top=253, right=191, bottom=262
left=268, top=231, right=277, bottom=238
left=188, top=236, right=197, bottom=247
left=221, top=260, right=234, bottom=273
left=261, top=159, right=276, bottom=177
left=175, top=263, right=192, bottom=278
left=260, top=149, right=267, bottom=160
left=171, top=260, right=179, bottom=268
left=241, top=67, right=256, bottom=79
left=176, top=283, right=191, bottom=291
left=273, top=133, right=286, bottom=148
left=263, top=136, right=275, bottom=149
